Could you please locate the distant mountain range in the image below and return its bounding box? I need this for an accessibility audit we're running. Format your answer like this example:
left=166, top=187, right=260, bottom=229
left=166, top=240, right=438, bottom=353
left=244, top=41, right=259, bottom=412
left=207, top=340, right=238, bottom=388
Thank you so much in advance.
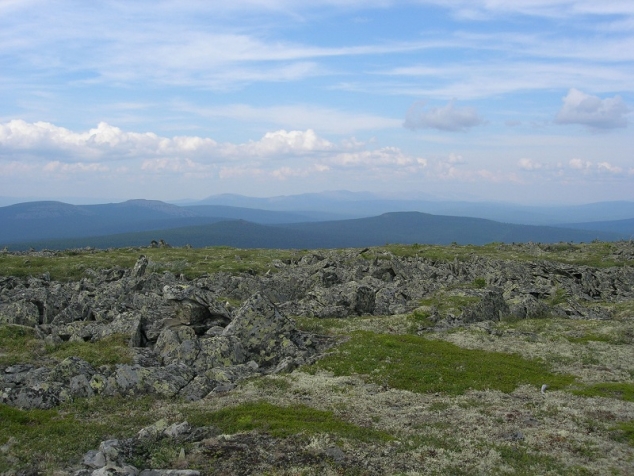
left=0, top=203, right=627, bottom=251
left=187, top=191, right=634, bottom=226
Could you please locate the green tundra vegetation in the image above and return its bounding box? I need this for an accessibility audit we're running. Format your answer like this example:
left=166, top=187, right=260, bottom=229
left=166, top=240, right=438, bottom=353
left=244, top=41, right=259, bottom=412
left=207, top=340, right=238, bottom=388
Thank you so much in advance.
left=1, top=242, right=633, bottom=474
left=1, top=240, right=632, bottom=282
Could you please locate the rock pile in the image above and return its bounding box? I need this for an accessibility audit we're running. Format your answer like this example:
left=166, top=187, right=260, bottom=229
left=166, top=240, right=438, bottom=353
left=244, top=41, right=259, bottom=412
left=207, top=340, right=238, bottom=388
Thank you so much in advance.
left=1, top=256, right=324, bottom=410
left=2, top=244, right=634, bottom=410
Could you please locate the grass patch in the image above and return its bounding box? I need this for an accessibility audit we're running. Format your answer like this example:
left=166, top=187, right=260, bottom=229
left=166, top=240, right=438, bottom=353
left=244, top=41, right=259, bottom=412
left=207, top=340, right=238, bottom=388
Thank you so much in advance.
left=378, top=242, right=634, bottom=268
left=0, top=325, right=132, bottom=367
left=0, top=325, right=45, bottom=366
left=0, top=246, right=309, bottom=281
left=566, top=333, right=613, bottom=344
left=184, top=401, right=392, bottom=442
left=418, top=293, right=481, bottom=317
left=307, top=331, right=575, bottom=395
left=611, top=421, right=634, bottom=446
left=46, top=333, right=134, bottom=367
left=293, top=316, right=352, bottom=335
left=573, top=383, right=634, bottom=402
left=0, top=395, right=158, bottom=473
left=249, top=376, right=293, bottom=393
left=495, top=445, right=575, bottom=475
left=548, top=287, right=568, bottom=306
left=3, top=242, right=632, bottom=283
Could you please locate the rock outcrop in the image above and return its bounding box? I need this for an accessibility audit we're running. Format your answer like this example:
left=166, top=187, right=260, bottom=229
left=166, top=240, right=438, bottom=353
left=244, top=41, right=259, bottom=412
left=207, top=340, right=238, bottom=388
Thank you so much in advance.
left=2, top=243, right=634, bottom=410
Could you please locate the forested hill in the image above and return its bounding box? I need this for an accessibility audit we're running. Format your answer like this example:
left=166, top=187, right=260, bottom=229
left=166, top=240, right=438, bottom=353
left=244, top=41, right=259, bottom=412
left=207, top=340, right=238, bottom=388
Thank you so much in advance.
left=4, top=211, right=623, bottom=251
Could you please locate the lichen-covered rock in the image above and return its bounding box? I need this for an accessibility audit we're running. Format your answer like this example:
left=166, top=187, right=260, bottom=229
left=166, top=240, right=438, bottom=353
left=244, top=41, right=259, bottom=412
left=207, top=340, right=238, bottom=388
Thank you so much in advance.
left=163, top=284, right=232, bottom=334
left=103, top=363, right=195, bottom=398
left=132, top=255, right=149, bottom=278
left=508, top=294, right=553, bottom=319
left=0, top=300, right=41, bottom=326
left=47, top=356, right=96, bottom=399
left=1, top=385, right=61, bottom=409
left=460, top=289, right=509, bottom=324
left=222, top=293, right=298, bottom=366
left=155, top=326, right=199, bottom=366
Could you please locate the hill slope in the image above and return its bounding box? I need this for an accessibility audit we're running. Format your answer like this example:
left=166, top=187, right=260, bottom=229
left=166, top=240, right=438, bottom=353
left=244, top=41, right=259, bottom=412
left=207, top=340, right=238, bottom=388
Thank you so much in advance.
left=6, top=211, right=623, bottom=251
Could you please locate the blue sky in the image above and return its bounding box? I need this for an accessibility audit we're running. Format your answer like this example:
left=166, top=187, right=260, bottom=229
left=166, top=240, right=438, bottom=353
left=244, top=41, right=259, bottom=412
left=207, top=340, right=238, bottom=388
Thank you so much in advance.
left=1, top=0, right=633, bottom=204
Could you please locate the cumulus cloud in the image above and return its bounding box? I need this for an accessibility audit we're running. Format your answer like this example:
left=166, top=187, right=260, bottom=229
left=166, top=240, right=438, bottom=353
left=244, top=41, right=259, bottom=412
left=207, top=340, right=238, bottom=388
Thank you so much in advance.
left=241, top=129, right=333, bottom=156
left=597, top=161, right=623, bottom=174
left=0, top=120, right=434, bottom=192
left=568, top=159, right=623, bottom=174
left=555, top=88, right=629, bottom=129
left=404, top=100, right=485, bottom=132
left=0, top=120, right=335, bottom=163
left=518, top=158, right=544, bottom=170
left=569, top=158, right=592, bottom=170
left=447, top=153, right=465, bottom=164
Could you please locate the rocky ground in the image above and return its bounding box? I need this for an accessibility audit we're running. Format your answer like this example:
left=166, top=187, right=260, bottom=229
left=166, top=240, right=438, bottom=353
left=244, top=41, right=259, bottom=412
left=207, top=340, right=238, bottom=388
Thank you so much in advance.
left=1, top=241, right=633, bottom=475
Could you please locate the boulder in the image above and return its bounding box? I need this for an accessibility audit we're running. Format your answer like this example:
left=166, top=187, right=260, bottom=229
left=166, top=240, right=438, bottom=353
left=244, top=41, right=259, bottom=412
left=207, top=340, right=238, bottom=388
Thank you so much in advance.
left=222, top=293, right=298, bottom=366
left=0, top=300, right=41, bottom=326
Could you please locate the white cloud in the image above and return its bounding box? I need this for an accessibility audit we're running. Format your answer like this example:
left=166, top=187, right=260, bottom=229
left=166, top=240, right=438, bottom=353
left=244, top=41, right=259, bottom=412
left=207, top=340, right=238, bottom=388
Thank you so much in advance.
left=597, top=161, right=623, bottom=174
left=565, top=158, right=626, bottom=176
left=0, top=120, right=336, bottom=163
left=555, top=88, right=629, bottom=129
left=327, top=148, right=427, bottom=170
left=43, top=161, right=109, bottom=173
left=0, top=120, right=431, bottom=186
left=241, top=129, right=334, bottom=155
left=518, top=158, right=544, bottom=170
left=176, top=103, right=402, bottom=135
left=367, top=58, right=634, bottom=100
left=140, top=158, right=210, bottom=174
left=432, top=160, right=518, bottom=183
left=448, top=153, right=465, bottom=164
left=404, top=100, right=485, bottom=132
left=0, top=161, right=36, bottom=176
left=418, top=1, right=634, bottom=19
left=569, top=158, right=592, bottom=170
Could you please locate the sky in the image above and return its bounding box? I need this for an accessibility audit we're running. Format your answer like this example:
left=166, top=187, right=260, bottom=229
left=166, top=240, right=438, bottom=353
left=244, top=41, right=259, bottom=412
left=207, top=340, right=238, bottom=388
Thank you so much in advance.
left=1, top=0, right=633, bottom=205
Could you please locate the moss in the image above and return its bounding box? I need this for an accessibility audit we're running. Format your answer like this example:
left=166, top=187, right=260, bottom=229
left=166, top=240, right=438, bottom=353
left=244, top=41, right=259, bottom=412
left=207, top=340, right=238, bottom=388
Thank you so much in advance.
left=0, top=395, right=157, bottom=472
left=307, top=331, right=575, bottom=395
left=418, top=292, right=481, bottom=319
left=0, top=325, right=45, bottom=366
left=0, top=246, right=310, bottom=281
left=184, top=401, right=392, bottom=442
left=293, top=316, right=358, bottom=335
left=548, top=287, right=568, bottom=306
left=565, top=333, right=613, bottom=344
left=611, top=420, right=634, bottom=446
left=495, top=445, right=575, bottom=475
left=46, top=334, right=133, bottom=366
left=573, top=383, right=634, bottom=402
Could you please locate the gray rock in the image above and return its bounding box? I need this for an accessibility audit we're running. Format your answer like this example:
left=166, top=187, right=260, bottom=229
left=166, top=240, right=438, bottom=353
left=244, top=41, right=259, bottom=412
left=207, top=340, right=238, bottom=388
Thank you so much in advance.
left=163, top=421, right=191, bottom=439
left=460, top=289, right=509, bottom=324
left=222, top=293, right=297, bottom=366
left=82, top=449, right=107, bottom=469
left=508, top=295, right=552, bottom=319
left=132, top=255, right=148, bottom=278
left=0, top=386, right=60, bottom=409
left=0, top=300, right=41, bottom=326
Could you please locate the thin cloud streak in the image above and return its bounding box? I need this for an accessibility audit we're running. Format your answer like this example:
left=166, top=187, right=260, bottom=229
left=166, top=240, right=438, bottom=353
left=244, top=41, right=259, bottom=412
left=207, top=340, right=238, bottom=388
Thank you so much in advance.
left=176, top=103, right=402, bottom=135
